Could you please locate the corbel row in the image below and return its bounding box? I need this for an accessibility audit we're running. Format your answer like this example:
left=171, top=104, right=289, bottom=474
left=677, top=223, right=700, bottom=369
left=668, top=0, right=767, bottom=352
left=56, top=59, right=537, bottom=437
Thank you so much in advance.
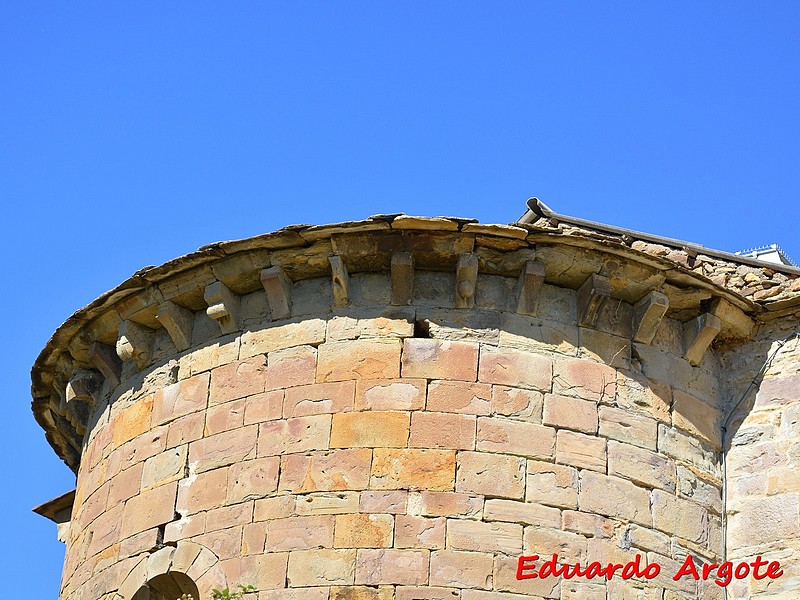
left=102, top=254, right=731, bottom=379
left=575, top=273, right=721, bottom=366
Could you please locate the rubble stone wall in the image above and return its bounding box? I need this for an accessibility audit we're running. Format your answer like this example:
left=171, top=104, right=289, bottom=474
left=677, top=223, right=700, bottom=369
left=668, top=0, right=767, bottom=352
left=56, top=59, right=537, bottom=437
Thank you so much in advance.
left=62, top=271, right=726, bottom=600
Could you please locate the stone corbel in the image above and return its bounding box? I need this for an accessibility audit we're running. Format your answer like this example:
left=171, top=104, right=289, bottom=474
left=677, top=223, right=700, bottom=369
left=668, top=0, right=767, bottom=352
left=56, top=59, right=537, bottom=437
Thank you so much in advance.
left=516, top=260, right=546, bottom=316
left=455, top=253, right=479, bottom=309
left=391, top=252, right=415, bottom=306
left=260, top=266, right=293, bottom=320
left=116, top=320, right=155, bottom=369
left=204, top=281, right=240, bottom=334
left=329, top=255, right=350, bottom=308
left=683, top=312, right=721, bottom=366
left=88, top=341, right=122, bottom=387
left=577, top=274, right=612, bottom=328
left=64, top=370, right=101, bottom=436
left=155, top=301, right=194, bottom=351
left=632, top=291, right=669, bottom=344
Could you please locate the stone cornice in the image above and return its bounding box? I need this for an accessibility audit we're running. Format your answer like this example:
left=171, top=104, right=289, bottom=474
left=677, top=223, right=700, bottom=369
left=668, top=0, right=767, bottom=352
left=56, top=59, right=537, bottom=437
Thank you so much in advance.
left=30, top=215, right=797, bottom=472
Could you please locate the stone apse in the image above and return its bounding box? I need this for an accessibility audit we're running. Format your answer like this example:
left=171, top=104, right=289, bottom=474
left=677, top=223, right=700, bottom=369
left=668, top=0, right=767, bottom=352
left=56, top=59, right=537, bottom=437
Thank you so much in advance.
left=31, top=206, right=800, bottom=599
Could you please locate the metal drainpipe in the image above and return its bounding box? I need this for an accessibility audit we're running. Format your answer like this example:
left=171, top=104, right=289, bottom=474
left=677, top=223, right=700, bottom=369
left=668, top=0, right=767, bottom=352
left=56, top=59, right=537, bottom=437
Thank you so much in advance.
left=718, top=333, right=799, bottom=600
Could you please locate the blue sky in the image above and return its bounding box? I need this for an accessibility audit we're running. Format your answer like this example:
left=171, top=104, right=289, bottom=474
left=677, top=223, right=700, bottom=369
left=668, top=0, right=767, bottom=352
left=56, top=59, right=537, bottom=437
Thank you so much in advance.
left=2, top=3, right=799, bottom=595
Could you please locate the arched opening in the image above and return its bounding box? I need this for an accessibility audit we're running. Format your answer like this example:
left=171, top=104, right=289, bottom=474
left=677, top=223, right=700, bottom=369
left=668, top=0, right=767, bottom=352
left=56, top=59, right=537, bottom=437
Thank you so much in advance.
left=131, top=572, right=199, bottom=600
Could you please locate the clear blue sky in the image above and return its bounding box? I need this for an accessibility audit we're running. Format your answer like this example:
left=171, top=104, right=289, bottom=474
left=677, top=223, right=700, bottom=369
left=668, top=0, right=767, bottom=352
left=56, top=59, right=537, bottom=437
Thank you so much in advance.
left=2, top=3, right=798, bottom=595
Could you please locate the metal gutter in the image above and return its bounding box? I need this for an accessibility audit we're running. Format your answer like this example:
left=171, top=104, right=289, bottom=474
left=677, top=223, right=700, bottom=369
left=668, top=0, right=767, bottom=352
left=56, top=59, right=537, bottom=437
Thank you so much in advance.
left=518, top=198, right=800, bottom=276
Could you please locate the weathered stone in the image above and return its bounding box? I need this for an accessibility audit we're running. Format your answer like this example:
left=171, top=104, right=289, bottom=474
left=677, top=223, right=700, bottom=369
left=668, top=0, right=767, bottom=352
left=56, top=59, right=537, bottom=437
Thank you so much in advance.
left=402, top=339, right=479, bottom=381
left=355, top=549, right=430, bottom=585
left=371, top=449, right=455, bottom=491
left=476, top=417, right=555, bottom=459
left=141, top=445, right=187, bottom=490
left=408, top=491, right=483, bottom=519
left=672, top=389, right=721, bottom=449
left=683, top=312, right=721, bottom=366
left=227, top=456, right=280, bottom=503
left=279, top=449, right=372, bottom=492
left=209, top=356, right=267, bottom=404
left=526, top=460, right=579, bottom=509
left=318, top=339, right=402, bottom=382
left=258, top=415, right=331, bottom=456
left=542, top=393, right=598, bottom=433
left=239, top=318, right=326, bottom=359
left=651, top=489, right=708, bottom=544
left=155, top=301, right=194, bottom=351
left=360, top=490, right=408, bottom=514
left=287, top=548, right=356, bottom=586
left=410, top=412, right=476, bottom=450
left=523, top=526, right=587, bottom=564
left=478, top=345, right=552, bottom=391
left=491, top=385, right=543, bottom=420
left=552, top=357, right=616, bottom=402
left=608, top=440, right=676, bottom=493
left=579, top=471, right=650, bottom=525
left=267, top=515, right=335, bottom=551
left=426, top=380, right=491, bottom=415
left=394, top=515, right=446, bottom=549
left=456, top=451, right=524, bottom=499
left=334, top=513, right=394, bottom=548
left=455, top=253, right=479, bottom=309
left=204, top=280, right=240, bottom=334
left=598, top=405, right=658, bottom=450
left=189, top=425, right=257, bottom=472
left=632, top=291, right=669, bottom=345
left=331, top=411, right=409, bottom=448
left=556, top=430, right=606, bottom=472
left=577, top=274, right=611, bottom=328
left=121, top=482, right=178, bottom=538
left=484, top=498, right=561, bottom=528
left=260, top=265, right=293, bottom=320
left=516, top=260, right=546, bottom=316
left=355, top=378, right=426, bottom=411
left=296, top=491, right=359, bottom=515
left=391, top=251, right=415, bottom=306
left=429, top=550, right=493, bottom=589
left=264, top=344, right=317, bottom=391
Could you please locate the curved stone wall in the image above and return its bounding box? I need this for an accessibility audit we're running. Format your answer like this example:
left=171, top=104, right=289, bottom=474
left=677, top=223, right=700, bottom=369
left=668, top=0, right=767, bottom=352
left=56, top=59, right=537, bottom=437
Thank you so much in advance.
left=56, top=247, right=731, bottom=599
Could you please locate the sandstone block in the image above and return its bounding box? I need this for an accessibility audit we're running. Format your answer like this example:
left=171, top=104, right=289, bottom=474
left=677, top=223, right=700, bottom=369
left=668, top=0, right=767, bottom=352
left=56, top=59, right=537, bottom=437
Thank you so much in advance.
left=355, top=549, right=430, bottom=585
left=205, top=501, right=253, bottom=532
left=258, top=415, right=332, bottom=456
left=331, top=411, right=410, bottom=448
left=396, top=587, right=460, bottom=600
left=242, top=389, right=284, bottom=424
left=476, top=417, right=555, bottom=459
left=447, top=519, right=522, bottom=554
left=478, top=346, right=552, bottom=391
left=284, top=381, right=356, bottom=416
left=279, top=449, right=372, bottom=492
left=112, top=395, right=154, bottom=448
left=239, top=318, right=326, bottom=359
left=264, top=344, right=317, bottom=391
left=205, top=398, right=245, bottom=435
left=429, top=549, right=493, bottom=589
left=165, top=412, right=205, bottom=449
left=456, top=451, right=524, bottom=499
left=408, top=491, right=483, bottom=519
left=394, top=515, right=445, bottom=549
left=371, top=449, right=456, bottom=491
left=652, top=489, right=708, bottom=544
left=177, top=468, right=227, bottom=515
left=209, top=355, right=267, bottom=404
left=484, top=498, right=561, bottom=528
left=672, top=389, right=721, bottom=449
left=141, top=445, right=187, bottom=490
left=491, top=385, right=543, bottom=420
left=318, top=339, right=402, bottom=382
left=608, top=440, right=676, bottom=492
left=287, top=548, right=356, bottom=586
left=624, top=524, right=670, bottom=555
left=543, top=393, right=598, bottom=433
left=556, top=430, right=606, bottom=473
left=598, top=405, right=657, bottom=450
left=267, top=515, right=335, bottom=551
left=523, top=526, right=587, bottom=564
left=326, top=310, right=415, bottom=340
left=152, top=373, right=209, bottom=425
left=121, top=482, right=178, bottom=539
left=232, top=553, right=290, bottom=590
left=426, top=380, right=491, bottom=415
left=360, top=490, right=408, bottom=514
left=227, top=456, right=280, bottom=503
left=561, top=510, right=614, bottom=539
left=616, top=373, right=671, bottom=423
left=254, top=495, right=294, bottom=521
left=493, top=554, right=560, bottom=598
left=355, top=378, right=426, bottom=411
left=330, top=586, right=393, bottom=600
left=242, top=521, right=267, bottom=555
left=526, top=459, right=579, bottom=509
left=107, top=463, right=144, bottom=506
left=402, top=339, right=479, bottom=381
left=578, top=471, right=650, bottom=526
left=410, top=412, right=476, bottom=450
left=296, top=491, right=360, bottom=515
left=553, top=357, right=616, bottom=402
left=657, top=424, right=720, bottom=477
left=334, top=513, right=394, bottom=548
left=189, top=424, right=258, bottom=473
